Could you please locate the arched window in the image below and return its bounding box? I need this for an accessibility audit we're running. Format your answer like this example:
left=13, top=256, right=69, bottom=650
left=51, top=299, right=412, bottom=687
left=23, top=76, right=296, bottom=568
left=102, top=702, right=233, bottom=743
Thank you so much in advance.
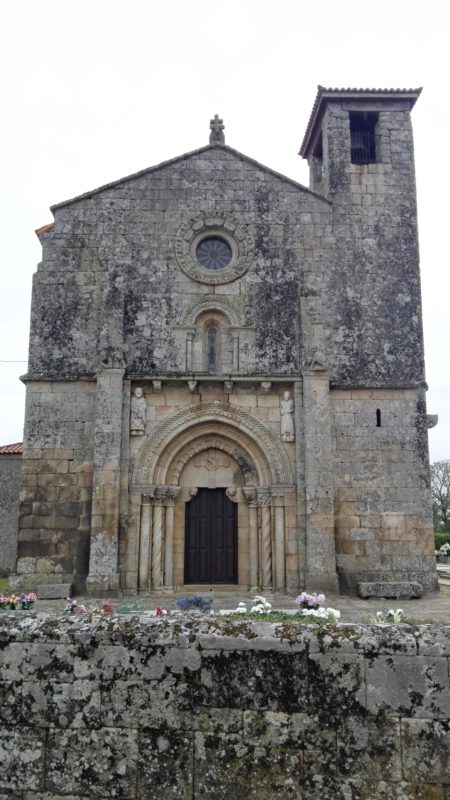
left=207, top=325, right=217, bottom=373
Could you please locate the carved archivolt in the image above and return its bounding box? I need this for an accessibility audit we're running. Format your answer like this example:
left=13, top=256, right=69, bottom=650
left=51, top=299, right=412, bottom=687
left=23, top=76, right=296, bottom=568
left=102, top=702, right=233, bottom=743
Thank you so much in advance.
left=132, top=401, right=293, bottom=488
left=179, top=295, right=245, bottom=328
left=167, top=434, right=258, bottom=486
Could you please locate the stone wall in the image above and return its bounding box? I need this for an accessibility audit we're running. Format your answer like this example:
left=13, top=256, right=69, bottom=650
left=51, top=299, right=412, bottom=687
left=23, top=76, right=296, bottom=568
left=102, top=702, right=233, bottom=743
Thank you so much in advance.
left=13, top=381, right=96, bottom=593
left=331, top=387, right=437, bottom=593
left=0, top=454, right=21, bottom=575
left=1, top=615, right=449, bottom=799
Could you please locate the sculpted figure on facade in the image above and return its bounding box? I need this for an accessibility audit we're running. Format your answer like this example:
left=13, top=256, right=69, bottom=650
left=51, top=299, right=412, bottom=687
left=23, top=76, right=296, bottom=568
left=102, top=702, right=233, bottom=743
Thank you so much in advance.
left=280, top=391, right=295, bottom=442
left=303, top=346, right=327, bottom=372
left=130, top=387, right=146, bottom=436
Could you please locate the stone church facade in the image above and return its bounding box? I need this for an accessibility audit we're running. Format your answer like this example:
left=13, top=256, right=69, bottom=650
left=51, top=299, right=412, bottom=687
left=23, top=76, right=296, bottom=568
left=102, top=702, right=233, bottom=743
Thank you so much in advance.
left=12, top=87, right=438, bottom=597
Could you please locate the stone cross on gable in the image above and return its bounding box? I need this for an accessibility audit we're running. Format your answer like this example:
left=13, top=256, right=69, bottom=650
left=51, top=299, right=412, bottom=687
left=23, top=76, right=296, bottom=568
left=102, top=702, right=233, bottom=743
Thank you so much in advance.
left=209, top=114, right=225, bottom=145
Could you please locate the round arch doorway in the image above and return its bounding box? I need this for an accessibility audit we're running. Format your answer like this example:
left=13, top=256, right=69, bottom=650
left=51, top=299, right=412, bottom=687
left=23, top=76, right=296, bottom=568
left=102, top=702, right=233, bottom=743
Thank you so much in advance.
left=184, top=487, right=237, bottom=584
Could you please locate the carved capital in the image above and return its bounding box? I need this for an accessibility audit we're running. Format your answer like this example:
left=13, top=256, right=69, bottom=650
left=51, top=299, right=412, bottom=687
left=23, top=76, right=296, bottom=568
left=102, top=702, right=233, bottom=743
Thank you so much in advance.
left=152, top=380, right=162, bottom=393
left=186, top=487, right=198, bottom=503
left=257, top=488, right=272, bottom=507
left=141, top=489, right=155, bottom=505
left=243, top=487, right=258, bottom=507
left=153, top=485, right=168, bottom=505
left=225, top=487, right=239, bottom=504
left=164, top=486, right=182, bottom=506
left=188, top=380, right=197, bottom=393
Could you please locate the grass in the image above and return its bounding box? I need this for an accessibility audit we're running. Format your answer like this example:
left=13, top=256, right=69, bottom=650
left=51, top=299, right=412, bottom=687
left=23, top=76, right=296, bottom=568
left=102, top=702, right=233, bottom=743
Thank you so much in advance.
left=223, top=611, right=338, bottom=623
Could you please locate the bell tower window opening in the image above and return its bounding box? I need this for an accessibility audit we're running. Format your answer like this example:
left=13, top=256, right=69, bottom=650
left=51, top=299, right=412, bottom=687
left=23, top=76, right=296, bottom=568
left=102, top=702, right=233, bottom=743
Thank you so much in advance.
left=207, top=325, right=217, bottom=373
left=350, top=112, right=378, bottom=165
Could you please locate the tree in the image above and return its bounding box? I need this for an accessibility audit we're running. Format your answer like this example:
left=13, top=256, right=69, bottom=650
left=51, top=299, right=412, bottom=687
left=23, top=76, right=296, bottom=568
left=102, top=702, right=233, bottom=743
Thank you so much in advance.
left=430, top=460, right=450, bottom=532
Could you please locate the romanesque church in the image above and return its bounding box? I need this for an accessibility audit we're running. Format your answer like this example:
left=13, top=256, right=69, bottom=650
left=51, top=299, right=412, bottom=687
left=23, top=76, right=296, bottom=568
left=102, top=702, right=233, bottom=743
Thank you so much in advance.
left=12, top=87, right=438, bottom=598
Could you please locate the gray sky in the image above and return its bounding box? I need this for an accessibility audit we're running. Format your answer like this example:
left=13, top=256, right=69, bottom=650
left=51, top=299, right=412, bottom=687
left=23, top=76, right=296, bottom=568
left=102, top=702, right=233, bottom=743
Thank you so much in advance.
left=0, top=0, right=448, bottom=462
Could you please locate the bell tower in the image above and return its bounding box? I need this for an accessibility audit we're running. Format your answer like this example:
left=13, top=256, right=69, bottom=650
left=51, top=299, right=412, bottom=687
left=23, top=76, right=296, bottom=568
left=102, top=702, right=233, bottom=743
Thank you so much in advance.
left=299, top=86, right=422, bottom=196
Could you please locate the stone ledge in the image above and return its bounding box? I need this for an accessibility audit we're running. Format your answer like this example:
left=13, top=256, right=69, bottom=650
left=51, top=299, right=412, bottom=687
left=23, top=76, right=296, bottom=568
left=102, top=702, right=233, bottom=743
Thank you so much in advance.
left=358, top=581, right=423, bottom=599
left=36, top=583, right=73, bottom=599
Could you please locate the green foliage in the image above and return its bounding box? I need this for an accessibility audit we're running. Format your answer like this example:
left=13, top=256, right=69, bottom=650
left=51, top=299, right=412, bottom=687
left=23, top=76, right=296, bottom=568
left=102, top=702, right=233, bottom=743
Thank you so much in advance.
left=431, top=460, right=450, bottom=532
left=435, top=532, right=450, bottom=550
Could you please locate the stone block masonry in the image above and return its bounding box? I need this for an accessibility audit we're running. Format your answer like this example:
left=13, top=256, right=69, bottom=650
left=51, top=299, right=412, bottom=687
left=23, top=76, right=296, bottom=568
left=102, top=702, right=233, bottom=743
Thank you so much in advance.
left=1, top=615, right=450, bottom=799
left=11, top=87, right=437, bottom=597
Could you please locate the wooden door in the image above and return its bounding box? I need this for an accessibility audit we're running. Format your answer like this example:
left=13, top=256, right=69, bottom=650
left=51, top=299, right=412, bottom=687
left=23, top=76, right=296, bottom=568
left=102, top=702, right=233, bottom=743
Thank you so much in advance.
left=185, top=488, right=237, bottom=584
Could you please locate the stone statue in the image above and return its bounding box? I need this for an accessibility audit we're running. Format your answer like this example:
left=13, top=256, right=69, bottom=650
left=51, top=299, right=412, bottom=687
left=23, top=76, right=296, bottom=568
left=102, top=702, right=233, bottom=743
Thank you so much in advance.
left=130, top=387, right=146, bottom=435
left=209, top=114, right=225, bottom=145
left=280, top=391, right=295, bottom=442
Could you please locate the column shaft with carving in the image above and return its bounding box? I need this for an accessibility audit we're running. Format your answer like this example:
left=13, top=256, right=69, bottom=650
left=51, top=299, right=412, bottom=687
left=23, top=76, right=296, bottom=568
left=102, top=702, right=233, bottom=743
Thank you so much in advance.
left=163, top=487, right=181, bottom=589
left=273, top=494, right=286, bottom=591
left=152, top=491, right=165, bottom=589
left=244, top=488, right=258, bottom=589
left=258, top=489, right=272, bottom=589
left=138, top=494, right=153, bottom=592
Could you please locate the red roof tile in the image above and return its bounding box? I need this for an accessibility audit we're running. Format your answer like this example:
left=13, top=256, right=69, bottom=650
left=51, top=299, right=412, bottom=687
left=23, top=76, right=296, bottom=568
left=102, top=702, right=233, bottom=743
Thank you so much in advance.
left=35, top=222, right=54, bottom=240
left=0, top=442, right=23, bottom=454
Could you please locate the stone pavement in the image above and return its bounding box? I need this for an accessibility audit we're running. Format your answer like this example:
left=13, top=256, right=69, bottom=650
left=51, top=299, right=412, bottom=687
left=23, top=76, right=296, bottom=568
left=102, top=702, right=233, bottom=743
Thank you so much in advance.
left=31, top=579, right=450, bottom=623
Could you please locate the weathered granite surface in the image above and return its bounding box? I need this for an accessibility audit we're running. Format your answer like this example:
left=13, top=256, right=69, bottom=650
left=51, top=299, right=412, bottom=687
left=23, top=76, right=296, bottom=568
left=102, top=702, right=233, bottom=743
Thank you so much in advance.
left=1, top=615, right=449, bottom=799
left=12, top=89, right=438, bottom=597
left=0, top=453, right=21, bottom=575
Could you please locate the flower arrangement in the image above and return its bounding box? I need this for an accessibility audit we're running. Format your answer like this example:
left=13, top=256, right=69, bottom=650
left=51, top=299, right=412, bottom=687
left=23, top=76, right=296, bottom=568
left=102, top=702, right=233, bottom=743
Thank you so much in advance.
left=146, top=606, right=171, bottom=617
left=90, top=600, right=116, bottom=615
left=64, top=598, right=88, bottom=614
left=368, top=608, right=407, bottom=624
left=0, top=592, right=37, bottom=611
left=175, top=595, right=213, bottom=613
left=295, top=592, right=325, bottom=609
left=233, top=595, right=272, bottom=614
left=438, top=543, right=450, bottom=556
left=295, top=592, right=340, bottom=622
left=298, top=606, right=341, bottom=622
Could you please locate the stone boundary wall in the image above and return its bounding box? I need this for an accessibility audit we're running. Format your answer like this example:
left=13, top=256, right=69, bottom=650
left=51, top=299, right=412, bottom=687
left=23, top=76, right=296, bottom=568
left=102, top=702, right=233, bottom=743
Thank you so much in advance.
left=0, top=615, right=449, bottom=799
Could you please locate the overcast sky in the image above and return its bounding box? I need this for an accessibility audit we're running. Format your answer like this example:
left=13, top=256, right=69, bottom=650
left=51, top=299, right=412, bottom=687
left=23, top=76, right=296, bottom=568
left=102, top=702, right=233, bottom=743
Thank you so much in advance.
left=0, top=0, right=448, bottom=462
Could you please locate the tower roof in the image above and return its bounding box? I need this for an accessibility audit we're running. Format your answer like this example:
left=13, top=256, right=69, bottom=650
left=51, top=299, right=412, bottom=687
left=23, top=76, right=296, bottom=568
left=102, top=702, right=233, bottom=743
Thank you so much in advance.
left=299, top=86, right=422, bottom=159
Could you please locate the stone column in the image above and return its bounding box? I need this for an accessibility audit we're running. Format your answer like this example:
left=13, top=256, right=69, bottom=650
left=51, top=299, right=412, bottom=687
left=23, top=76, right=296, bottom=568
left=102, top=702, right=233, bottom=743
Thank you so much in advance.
left=232, top=332, right=239, bottom=371
left=152, top=488, right=166, bottom=589
left=243, top=488, right=258, bottom=589
left=303, top=370, right=338, bottom=592
left=186, top=329, right=195, bottom=371
left=273, top=493, right=286, bottom=591
left=257, top=488, right=272, bottom=589
left=163, top=486, right=181, bottom=590
left=138, top=493, right=154, bottom=593
left=87, top=367, right=125, bottom=594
